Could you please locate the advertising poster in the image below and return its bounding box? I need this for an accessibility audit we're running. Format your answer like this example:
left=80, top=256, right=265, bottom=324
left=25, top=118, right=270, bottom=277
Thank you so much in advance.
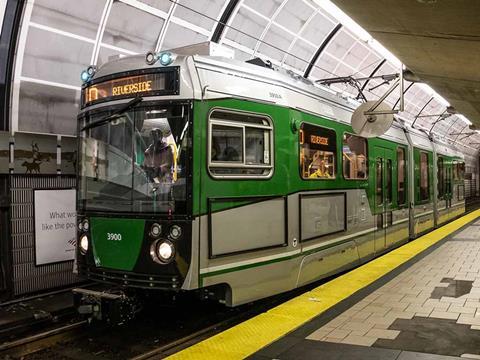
left=34, top=189, right=76, bottom=265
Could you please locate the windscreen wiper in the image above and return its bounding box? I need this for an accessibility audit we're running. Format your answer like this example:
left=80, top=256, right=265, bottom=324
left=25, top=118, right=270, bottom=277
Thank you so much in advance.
left=80, top=96, right=143, bottom=132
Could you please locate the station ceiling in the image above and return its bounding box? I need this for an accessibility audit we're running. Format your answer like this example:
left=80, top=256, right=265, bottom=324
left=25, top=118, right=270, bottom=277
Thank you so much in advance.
left=332, top=0, right=480, bottom=144
left=10, top=0, right=480, bottom=153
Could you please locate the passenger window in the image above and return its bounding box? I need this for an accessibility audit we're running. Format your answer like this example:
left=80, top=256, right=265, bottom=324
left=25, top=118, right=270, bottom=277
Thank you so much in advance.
left=343, top=133, right=367, bottom=179
left=211, top=125, right=243, bottom=162
left=386, top=159, right=392, bottom=204
left=208, top=109, right=273, bottom=178
left=437, top=157, right=444, bottom=199
left=419, top=152, right=429, bottom=201
left=299, top=123, right=336, bottom=179
left=397, top=147, right=406, bottom=205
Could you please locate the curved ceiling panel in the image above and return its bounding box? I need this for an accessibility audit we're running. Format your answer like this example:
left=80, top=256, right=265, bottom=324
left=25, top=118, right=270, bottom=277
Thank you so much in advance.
left=8, top=0, right=479, bottom=151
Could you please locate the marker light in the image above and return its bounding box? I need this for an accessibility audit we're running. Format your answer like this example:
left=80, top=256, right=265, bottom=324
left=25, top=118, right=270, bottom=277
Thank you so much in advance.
left=169, top=225, right=182, bottom=240
left=150, top=223, right=161, bottom=238
left=82, top=220, right=89, bottom=231
left=150, top=240, right=175, bottom=264
left=80, top=235, right=89, bottom=254
left=159, top=52, right=173, bottom=66
left=87, top=65, right=96, bottom=76
left=145, top=51, right=157, bottom=65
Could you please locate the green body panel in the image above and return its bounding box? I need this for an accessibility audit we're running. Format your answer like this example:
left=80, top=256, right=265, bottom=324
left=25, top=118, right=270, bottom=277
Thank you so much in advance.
left=91, top=217, right=145, bottom=271
left=192, top=99, right=409, bottom=216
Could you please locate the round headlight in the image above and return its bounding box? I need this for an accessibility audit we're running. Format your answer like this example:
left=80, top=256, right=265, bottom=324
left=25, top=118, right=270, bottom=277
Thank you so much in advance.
left=82, top=220, right=89, bottom=231
left=169, top=225, right=182, bottom=240
left=150, top=240, right=175, bottom=264
left=78, top=221, right=84, bottom=231
left=80, top=235, right=89, bottom=254
left=159, top=52, right=173, bottom=66
left=150, top=223, right=161, bottom=238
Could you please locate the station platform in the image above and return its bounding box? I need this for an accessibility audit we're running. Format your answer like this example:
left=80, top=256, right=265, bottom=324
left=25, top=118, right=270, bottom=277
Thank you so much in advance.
left=169, top=210, right=480, bottom=360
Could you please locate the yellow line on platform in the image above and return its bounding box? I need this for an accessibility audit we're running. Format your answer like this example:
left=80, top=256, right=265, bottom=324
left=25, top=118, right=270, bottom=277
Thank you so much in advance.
left=168, top=210, right=480, bottom=360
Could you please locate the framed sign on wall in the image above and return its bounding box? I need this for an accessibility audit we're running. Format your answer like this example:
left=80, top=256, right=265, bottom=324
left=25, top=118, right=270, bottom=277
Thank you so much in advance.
left=34, top=189, right=76, bottom=265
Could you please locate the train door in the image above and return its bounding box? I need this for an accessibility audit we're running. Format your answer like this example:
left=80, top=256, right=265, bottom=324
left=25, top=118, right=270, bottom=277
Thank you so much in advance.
left=374, top=147, right=394, bottom=253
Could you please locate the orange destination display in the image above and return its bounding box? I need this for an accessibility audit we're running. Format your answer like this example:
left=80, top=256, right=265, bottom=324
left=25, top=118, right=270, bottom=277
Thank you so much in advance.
left=82, top=69, right=179, bottom=107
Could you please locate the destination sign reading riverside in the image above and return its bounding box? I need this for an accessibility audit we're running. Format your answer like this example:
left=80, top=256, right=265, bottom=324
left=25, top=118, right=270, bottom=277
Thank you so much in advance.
left=82, top=71, right=177, bottom=107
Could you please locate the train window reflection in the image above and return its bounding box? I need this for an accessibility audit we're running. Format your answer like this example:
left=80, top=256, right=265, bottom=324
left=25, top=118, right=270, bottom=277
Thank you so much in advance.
left=420, top=152, right=429, bottom=201
left=208, top=109, right=273, bottom=178
left=343, top=133, right=367, bottom=179
left=397, top=147, right=406, bottom=205
left=299, top=123, right=336, bottom=179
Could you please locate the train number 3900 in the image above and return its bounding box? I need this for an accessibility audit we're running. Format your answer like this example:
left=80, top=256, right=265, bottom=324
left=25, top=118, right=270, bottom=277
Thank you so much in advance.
left=107, top=233, right=122, bottom=241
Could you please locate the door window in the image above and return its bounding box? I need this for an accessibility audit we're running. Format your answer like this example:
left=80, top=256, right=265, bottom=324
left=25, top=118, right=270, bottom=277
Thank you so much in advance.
left=386, top=159, right=392, bottom=204
left=437, top=157, right=445, bottom=199
left=397, top=147, right=406, bottom=205
left=419, top=152, right=429, bottom=201
left=376, top=158, right=383, bottom=206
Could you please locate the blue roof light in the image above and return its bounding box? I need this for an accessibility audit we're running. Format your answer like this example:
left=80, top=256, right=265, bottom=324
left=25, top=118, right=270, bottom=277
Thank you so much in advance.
left=159, top=52, right=173, bottom=66
left=81, top=70, right=90, bottom=83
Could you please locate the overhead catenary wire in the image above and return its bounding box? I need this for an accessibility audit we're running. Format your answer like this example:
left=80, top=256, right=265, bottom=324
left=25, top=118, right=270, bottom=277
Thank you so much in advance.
left=161, top=0, right=478, bottom=147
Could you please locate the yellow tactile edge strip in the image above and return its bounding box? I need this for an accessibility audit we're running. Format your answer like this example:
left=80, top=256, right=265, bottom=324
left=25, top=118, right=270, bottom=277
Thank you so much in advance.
left=168, top=210, right=480, bottom=360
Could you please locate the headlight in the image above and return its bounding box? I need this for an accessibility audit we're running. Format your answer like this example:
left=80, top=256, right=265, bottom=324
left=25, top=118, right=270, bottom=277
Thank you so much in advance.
left=82, top=220, right=89, bottom=231
left=150, top=240, right=175, bottom=264
left=169, top=225, right=182, bottom=240
left=150, top=223, right=161, bottom=238
left=80, top=235, right=89, bottom=254
left=78, top=221, right=83, bottom=231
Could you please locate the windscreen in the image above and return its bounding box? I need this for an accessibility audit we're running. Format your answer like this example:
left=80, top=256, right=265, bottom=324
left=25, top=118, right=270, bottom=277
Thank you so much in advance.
left=78, top=103, right=190, bottom=214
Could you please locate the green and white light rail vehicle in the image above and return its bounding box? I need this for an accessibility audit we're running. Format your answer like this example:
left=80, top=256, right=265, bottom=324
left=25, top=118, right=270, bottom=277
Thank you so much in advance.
left=74, top=43, right=465, bottom=319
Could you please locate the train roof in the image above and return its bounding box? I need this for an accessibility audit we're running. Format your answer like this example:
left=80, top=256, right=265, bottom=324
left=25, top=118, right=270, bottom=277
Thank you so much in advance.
left=87, top=42, right=463, bottom=155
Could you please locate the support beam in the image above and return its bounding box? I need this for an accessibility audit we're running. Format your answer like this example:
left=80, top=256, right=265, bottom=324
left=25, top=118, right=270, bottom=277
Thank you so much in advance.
left=211, top=0, right=240, bottom=43
left=303, top=23, right=342, bottom=79
left=0, top=0, right=25, bottom=131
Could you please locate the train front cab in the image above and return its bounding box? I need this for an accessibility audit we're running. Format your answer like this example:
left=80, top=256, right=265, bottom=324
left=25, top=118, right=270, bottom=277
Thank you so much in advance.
left=76, top=100, right=195, bottom=299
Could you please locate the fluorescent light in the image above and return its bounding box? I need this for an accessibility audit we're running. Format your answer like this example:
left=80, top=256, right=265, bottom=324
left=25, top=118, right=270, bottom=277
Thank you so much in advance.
left=314, top=0, right=370, bottom=42
left=314, top=0, right=401, bottom=67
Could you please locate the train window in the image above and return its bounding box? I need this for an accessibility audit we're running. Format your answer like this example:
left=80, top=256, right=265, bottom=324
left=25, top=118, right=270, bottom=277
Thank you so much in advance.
left=208, top=109, right=273, bottom=178
left=343, top=133, right=367, bottom=179
left=419, top=152, right=429, bottom=201
left=437, top=157, right=445, bottom=199
left=299, top=123, right=336, bottom=179
left=397, top=148, right=406, bottom=205
left=386, top=159, right=392, bottom=204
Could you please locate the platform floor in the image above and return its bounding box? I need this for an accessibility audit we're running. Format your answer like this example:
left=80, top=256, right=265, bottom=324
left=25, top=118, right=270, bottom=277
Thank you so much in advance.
left=169, top=211, right=480, bottom=360
left=253, top=221, right=480, bottom=359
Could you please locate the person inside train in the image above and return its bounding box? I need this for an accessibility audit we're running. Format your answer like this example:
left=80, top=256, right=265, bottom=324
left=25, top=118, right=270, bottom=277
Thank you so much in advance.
left=143, top=128, right=174, bottom=184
